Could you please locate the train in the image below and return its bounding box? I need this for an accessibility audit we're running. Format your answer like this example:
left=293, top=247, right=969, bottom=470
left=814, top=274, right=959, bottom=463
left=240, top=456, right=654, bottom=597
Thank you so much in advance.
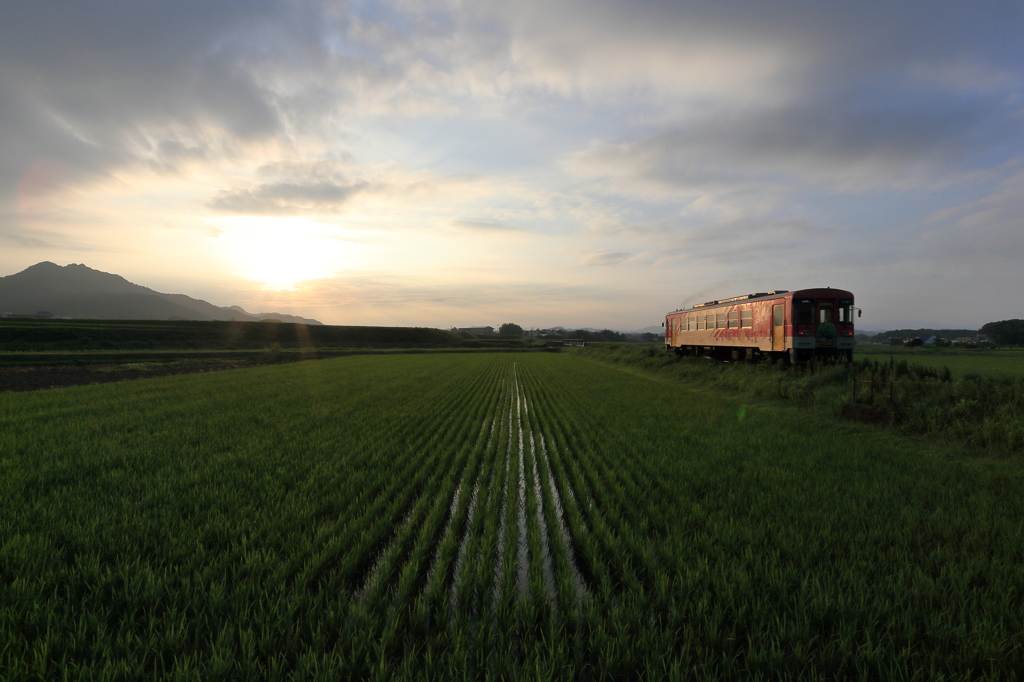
left=664, top=288, right=856, bottom=364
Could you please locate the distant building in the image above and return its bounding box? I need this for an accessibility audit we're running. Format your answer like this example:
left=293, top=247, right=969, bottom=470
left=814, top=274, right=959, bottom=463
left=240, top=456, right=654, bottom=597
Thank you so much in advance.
left=952, top=335, right=989, bottom=346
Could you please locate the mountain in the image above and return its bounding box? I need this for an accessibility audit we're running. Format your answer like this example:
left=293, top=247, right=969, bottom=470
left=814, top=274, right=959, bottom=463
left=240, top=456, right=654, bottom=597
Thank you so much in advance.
left=0, top=262, right=322, bottom=324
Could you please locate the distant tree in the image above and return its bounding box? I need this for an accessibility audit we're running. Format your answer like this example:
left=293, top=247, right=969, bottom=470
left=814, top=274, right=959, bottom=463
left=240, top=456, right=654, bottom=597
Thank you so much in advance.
left=981, top=319, right=1024, bottom=345
left=870, top=328, right=978, bottom=343
left=499, top=323, right=524, bottom=337
left=905, top=337, right=924, bottom=347
left=568, top=329, right=628, bottom=342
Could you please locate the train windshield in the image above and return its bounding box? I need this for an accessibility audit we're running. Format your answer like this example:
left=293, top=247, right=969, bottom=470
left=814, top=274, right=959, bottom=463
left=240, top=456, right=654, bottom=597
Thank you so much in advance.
left=819, top=302, right=834, bottom=323
left=793, top=299, right=814, bottom=325
left=838, top=299, right=854, bottom=323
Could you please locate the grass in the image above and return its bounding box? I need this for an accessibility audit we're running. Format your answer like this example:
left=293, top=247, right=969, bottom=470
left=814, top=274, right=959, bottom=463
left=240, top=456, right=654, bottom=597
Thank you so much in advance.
left=575, top=344, right=1024, bottom=455
left=2, top=353, right=1023, bottom=679
left=856, top=344, right=1024, bottom=378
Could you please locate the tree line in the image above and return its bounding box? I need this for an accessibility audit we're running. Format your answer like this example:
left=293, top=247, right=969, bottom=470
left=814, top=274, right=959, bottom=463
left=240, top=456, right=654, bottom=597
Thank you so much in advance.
left=981, top=319, right=1024, bottom=345
left=498, top=323, right=658, bottom=343
left=862, top=320, right=1024, bottom=346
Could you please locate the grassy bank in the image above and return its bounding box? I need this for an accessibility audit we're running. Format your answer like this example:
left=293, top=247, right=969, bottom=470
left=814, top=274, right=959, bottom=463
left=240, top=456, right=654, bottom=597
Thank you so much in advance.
left=573, top=344, right=1024, bottom=455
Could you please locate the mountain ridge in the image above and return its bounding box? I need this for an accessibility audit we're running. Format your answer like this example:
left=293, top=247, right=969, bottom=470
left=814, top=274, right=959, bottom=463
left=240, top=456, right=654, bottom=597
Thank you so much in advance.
left=0, top=262, right=321, bottom=324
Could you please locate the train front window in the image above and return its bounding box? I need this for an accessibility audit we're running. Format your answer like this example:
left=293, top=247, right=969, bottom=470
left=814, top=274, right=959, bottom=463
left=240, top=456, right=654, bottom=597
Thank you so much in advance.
left=838, top=299, right=853, bottom=323
left=819, top=302, right=834, bottom=324
left=793, top=299, right=814, bottom=325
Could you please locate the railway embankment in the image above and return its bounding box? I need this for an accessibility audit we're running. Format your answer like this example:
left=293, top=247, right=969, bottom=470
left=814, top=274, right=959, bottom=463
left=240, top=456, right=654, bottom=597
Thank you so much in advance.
left=573, top=343, right=1024, bottom=456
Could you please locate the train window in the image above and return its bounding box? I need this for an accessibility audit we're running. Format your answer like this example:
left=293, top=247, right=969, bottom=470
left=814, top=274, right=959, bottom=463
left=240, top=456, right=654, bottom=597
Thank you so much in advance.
left=696, top=316, right=704, bottom=330
left=688, top=316, right=696, bottom=331
left=727, top=311, right=739, bottom=329
left=793, top=299, right=814, bottom=325
left=819, top=302, right=834, bottom=324
left=716, top=312, right=726, bottom=329
left=740, top=309, right=753, bottom=328
left=838, top=299, right=853, bottom=323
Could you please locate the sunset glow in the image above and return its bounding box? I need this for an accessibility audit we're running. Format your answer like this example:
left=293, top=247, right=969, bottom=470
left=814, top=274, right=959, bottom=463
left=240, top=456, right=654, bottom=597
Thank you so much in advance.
left=217, top=218, right=363, bottom=290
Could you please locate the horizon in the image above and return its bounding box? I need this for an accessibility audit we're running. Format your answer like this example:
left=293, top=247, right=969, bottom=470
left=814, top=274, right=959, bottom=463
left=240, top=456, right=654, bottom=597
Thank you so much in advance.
left=0, top=260, right=1007, bottom=333
left=2, top=2, right=1023, bottom=331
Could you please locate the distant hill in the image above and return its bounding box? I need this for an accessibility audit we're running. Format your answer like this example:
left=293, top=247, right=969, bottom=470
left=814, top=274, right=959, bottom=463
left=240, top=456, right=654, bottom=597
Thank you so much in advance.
left=0, top=262, right=322, bottom=324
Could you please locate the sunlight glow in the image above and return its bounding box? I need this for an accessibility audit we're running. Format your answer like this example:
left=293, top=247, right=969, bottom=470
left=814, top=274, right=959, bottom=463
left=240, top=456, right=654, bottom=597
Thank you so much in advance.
left=215, top=218, right=363, bottom=290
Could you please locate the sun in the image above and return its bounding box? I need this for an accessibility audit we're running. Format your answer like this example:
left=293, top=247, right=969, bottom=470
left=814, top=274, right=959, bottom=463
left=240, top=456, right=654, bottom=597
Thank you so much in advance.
left=215, top=217, right=361, bottom=290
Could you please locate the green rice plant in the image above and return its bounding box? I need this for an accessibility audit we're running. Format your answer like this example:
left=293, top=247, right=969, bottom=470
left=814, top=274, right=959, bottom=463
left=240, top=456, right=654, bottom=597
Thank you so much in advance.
left=3, top=352, right=1024, bottom=679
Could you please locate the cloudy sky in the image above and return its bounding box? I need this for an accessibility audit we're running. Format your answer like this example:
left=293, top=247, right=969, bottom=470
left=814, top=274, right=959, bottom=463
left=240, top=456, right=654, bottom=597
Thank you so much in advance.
left=2, top=1, right=1022, bottom=330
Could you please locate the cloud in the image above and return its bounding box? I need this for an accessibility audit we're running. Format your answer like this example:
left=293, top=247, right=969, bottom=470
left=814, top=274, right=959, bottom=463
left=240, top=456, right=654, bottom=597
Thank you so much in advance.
left=919, top=168, right=1024, bottom=263
left=208, top=180, right=371, bottom=214
left=633, top=216, right=835, bottom=268
left=450, top=219, right=521, bottom=231
left=3, top=0, right=1019, bottom=199
left=580, top=249, right=632, bottom=266
left=0, top=223, right=111, bottom=252
left=570, top=98, right=1010, bottom=195
left=1, top=0, right=1023, bottom=331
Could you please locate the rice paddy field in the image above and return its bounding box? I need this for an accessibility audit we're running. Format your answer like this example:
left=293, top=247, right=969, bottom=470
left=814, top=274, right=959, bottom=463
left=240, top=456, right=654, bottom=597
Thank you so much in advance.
left=2, top=352, right=1023, bottom=680
left=856, top=345, right=1024, bottom=378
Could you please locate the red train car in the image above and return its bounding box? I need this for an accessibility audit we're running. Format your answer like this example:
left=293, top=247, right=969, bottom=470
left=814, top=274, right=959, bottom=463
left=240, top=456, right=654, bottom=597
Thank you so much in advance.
left=664, top=288, right=856, bottom=364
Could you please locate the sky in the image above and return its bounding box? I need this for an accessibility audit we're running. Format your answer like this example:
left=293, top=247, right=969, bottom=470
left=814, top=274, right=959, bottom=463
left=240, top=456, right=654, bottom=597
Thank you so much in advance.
left=2, top=1, right=1023, bottom=331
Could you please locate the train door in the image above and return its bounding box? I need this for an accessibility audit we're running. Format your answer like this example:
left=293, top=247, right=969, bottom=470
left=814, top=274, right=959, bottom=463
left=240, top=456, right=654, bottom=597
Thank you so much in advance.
left=817, top=301, right=835, bottom=347
left=772, top=305, right=785, bottom=351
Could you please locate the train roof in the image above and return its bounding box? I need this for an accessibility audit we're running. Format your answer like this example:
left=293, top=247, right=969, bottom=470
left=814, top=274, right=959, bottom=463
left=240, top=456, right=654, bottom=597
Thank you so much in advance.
left=667, top=287, right=854, bottom=314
